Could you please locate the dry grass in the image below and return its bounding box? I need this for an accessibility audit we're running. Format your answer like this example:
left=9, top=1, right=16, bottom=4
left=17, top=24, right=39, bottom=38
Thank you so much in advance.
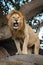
left=0, top=62, right=23, bottom=65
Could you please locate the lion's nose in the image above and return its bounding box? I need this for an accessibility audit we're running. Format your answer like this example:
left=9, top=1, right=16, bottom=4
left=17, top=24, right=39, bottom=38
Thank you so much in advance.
left=15, top=20, right=18, bottom=22
left=13, top=20, right=18, bottom=27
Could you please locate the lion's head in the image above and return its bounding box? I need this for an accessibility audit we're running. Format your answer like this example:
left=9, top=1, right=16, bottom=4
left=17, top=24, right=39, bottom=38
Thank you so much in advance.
left=7, top=10, right=25, bottom=31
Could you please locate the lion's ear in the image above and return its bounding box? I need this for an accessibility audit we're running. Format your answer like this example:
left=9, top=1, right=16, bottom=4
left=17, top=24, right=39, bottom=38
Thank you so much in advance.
left=6, top=10, right=15, bottom=20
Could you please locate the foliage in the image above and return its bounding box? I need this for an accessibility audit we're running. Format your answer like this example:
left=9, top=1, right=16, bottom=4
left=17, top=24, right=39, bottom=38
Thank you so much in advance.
left=0, top=0, right=31, bottom=15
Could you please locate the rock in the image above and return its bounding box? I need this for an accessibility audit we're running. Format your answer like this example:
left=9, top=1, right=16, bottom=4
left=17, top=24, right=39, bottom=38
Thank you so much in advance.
left=0, top=26, right=12, bottom=40
left=0, top=54, right=43, bottom=65
left=0, top=47, right=10, bottom=58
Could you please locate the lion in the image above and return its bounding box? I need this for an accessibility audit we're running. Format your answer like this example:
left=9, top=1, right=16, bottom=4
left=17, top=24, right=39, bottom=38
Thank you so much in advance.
left=7, top=10, right=40, bottom=54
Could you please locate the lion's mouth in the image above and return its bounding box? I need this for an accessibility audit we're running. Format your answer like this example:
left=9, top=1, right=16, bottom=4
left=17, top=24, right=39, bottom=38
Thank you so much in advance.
left=13, top=22, right=18, bottom=29
left=13, top=23, right=18, bottom=27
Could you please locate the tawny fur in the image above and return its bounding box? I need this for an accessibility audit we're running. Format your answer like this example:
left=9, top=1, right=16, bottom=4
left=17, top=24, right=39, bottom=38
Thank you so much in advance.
left=7, top=10, right=40, bottom=54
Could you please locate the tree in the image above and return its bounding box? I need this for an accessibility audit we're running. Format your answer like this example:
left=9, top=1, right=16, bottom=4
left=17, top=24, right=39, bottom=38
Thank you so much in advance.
left=0, top=0, right=31, bottom=15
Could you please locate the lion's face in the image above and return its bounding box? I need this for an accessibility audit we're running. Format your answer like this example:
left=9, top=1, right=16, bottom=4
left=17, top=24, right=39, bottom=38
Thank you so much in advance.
left=7, top=11, right=25, bottom=30
left=10, top=13, right=24, bottom=30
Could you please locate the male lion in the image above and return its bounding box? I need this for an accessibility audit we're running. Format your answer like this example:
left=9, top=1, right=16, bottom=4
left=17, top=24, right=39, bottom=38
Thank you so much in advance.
left=7, top=10, right=40, bottom=54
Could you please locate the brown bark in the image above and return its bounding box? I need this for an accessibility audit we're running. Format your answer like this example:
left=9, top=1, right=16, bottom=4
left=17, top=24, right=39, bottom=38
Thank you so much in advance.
left=0, top=26, right=12, bottom=40
left=0, top=10, right=12, bottom=40
left=19, top=0, right=43, bottom=20
left=0, top=10, right=7, bottom=28
left=0, top=47, right=10, bottom=58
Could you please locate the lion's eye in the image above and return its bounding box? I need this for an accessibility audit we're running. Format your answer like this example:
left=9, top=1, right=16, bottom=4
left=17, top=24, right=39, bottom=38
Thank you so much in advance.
left=12, top=17, right=15, bottom=20
left=12, top=17, right=14, bottom=18
left=18, top=17, right=19, bottom=18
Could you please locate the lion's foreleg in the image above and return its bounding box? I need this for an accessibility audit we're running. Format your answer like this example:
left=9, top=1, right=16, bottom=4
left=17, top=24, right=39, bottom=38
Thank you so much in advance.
left=14, top=40, right=22, bottom=54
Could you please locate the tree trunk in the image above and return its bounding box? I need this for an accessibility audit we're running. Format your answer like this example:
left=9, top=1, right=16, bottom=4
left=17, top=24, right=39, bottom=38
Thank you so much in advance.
left=0, top=47, right=10, bottom=58
left=0, top=26, right=12, bottom=40
left=19, top=0, right=43, bottom=20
